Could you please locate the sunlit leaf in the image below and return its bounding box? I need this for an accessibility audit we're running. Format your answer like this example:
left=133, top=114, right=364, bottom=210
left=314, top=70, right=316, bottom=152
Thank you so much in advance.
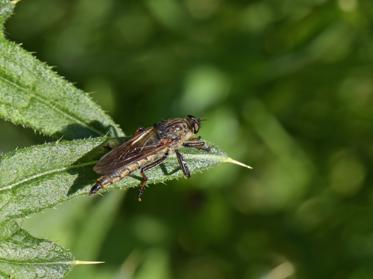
left=0, top=220, right=74, bottom=279
left=0, top=0, right=14, bottom=36
left=0, top=137, right=250, bottom=223
left=0, top=39, right=123, bottom=138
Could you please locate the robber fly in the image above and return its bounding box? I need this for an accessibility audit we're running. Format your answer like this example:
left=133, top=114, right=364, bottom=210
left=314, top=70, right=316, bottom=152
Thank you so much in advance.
left=90, top=115, right=209, bottom=201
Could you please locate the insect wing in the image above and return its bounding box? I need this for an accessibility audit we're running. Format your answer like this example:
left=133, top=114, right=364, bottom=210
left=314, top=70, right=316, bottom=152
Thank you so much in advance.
left=94, top=128, right=162, bottom=175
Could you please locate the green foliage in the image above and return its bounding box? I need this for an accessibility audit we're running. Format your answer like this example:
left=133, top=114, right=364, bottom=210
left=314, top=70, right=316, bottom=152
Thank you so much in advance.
left=0, top=137, right=236, bottom=223
left=0, top=137, right=105, bottom=222
left=0, top=221, right=74, bottom=279
left=0, top=1, right=248, bottom=278
left=0, top=0, right=123, bottom=139
left=0, top=0, right=13, bottom=36
left=0, top=39, right=123, bottom=138
left=6, top=0, right=372, bottom=277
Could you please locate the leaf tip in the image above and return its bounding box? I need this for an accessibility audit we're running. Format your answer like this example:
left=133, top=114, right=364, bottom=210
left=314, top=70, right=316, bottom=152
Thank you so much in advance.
left=73, top=260, right=105, bottom=265
left=224, top=157, right=253, bottom=169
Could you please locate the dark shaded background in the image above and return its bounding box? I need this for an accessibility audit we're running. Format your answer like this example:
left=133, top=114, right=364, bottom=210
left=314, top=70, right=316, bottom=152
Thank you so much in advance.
left=2, top=0, right=373, bottom=278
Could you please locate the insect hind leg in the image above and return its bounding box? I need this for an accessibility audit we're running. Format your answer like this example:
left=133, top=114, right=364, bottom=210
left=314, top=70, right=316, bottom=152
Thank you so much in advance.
left=138, top=171, right=148, bottom=202
left=137, top=153, right=168, bottom=202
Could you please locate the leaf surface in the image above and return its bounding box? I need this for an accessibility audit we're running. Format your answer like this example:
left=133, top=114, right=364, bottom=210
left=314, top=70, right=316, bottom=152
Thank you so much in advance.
left=0, top=220, right=74, bottom=279
left=0, top=0, right=14, bottom=37
left=0, top=1, right=123, bottom=138
left=0, top=137, right=247, bottom=223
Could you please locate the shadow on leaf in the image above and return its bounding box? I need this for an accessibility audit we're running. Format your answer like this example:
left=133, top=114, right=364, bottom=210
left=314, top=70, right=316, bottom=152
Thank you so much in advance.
left=57, top=121, right=121, bottom=140
left=67, top=141, right=108, bottom=196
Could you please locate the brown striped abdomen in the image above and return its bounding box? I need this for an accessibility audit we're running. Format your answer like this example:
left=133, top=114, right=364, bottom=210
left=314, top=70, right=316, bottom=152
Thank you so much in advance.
left=90, top=152, right=166, bottom=194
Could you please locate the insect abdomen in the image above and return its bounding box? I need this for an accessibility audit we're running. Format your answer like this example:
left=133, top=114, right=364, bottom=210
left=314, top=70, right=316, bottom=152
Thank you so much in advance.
left=90, top=168, right=131, bottom=194
left=90, top=154, right=161, bottom=194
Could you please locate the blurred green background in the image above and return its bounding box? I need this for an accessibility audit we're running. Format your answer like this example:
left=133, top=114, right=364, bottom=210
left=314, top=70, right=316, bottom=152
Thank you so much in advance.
left=2, top=0, right=373, bottom=278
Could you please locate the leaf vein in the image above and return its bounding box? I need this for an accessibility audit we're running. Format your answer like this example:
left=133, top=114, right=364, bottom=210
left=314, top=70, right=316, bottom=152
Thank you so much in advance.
left=0, top=161, right=96, bottom=193
left=0, top=75, right=104, bottom=136
left=0, top=259, right=74, bottom=266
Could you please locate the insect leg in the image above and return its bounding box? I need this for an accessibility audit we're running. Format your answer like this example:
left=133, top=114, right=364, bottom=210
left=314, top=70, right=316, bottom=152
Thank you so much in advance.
left=183, top=140, right=210, bottom=151
left=138, top=153, right=169, bottom=201
left=175, top=149, right=190, bottom=178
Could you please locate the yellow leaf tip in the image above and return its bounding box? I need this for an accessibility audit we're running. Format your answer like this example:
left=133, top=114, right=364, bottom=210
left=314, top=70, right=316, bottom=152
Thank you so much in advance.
left=224, top=157, right=253, bottom=169
left=73, top=260, right=105, bottom=265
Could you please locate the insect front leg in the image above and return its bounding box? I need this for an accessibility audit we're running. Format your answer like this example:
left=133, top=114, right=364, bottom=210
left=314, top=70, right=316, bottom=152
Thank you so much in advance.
left=183, top=140, right=210, bottom=151
left=138, top=153, right=169, bottom=201
left=175, top=149, right=190, bottom=178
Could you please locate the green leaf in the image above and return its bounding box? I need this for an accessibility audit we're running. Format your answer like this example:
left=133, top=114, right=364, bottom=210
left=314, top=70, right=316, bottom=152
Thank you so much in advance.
left=0, top=39, right=124, bottom=138
left=0, top=137, right=250, bottom=223
left=0, top=0, right=15, bottom=37
left=0, top=220, right=74, bottom=279
left=0, top=137, right=106, bottom=223
left=67, top=192, right=125, bottom=279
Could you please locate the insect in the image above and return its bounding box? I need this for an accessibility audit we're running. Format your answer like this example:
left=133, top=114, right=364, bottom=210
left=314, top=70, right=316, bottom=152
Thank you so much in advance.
left=90, top=115, right=210, bottom=201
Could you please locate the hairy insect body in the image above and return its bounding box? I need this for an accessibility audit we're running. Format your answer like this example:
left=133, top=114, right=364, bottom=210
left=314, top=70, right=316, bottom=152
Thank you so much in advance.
left=90, top=115, right=209, bottom=200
